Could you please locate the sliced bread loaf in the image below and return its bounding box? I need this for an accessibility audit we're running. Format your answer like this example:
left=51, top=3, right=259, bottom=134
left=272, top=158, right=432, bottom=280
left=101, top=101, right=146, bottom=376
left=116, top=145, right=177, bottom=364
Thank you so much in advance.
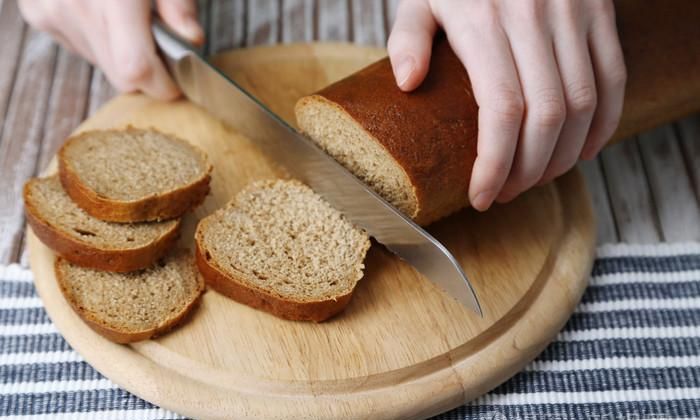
left=25, top=176, right=181, bottom=272
left=55, top=249, right=205, bottom=343
left=58, top=127, right=212, bottom=222
left=294, top=36, right=477, bottom=226
left=195, top=179, right=370, bottom=322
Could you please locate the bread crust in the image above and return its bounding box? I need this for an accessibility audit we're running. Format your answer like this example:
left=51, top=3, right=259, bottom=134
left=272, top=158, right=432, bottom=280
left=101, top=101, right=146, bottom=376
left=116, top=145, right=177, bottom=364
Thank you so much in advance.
left=24, top=179, right=181, bottom=273
left=296, top=36, right=477, bottom=226
left=58, top=128, right=213, bottom=223
left=54, top=256, right=205, bottom=344
left=194, top=225, right=353, bottom=322
left=611, top=0, right=700, bottom=142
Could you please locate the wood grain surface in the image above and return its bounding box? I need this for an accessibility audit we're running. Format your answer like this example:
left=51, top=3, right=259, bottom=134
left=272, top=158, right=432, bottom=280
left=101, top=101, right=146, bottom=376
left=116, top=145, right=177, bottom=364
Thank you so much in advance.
left=2, top=0, right=700, bottom=266
left=27, top=43, right=596, bottom=420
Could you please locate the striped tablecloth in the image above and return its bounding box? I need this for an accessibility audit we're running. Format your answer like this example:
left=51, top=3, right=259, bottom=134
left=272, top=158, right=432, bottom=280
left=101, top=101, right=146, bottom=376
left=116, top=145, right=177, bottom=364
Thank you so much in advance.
left=1, top=243, right=699, bottom=419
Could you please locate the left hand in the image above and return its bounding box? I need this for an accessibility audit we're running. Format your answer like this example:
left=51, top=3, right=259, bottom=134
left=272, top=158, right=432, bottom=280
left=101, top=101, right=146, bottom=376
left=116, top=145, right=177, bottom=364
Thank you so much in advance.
left=387, top=0, right=627, bottom=211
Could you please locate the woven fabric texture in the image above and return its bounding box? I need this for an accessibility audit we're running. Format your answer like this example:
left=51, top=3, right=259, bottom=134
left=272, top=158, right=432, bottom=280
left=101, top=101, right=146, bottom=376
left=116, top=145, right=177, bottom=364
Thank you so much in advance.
left=1, top=243, right=699, bottom=419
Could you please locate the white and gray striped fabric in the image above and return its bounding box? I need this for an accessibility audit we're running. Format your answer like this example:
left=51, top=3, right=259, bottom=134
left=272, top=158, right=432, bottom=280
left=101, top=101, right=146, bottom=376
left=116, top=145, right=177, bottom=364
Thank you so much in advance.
left=1, top=243, right=699, bottom=419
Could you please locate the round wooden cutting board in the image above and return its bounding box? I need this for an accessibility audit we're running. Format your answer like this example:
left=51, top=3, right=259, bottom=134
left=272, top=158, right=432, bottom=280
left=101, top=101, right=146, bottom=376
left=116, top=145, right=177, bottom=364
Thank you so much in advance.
left=27, top=44, right=596, bottom=419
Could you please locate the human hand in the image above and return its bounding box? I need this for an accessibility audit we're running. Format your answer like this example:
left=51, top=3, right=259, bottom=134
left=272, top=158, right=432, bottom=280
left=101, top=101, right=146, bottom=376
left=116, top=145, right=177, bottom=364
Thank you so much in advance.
left=387, top=0, right=626, bottom=211
left=19, top=0, right=204, bottom=100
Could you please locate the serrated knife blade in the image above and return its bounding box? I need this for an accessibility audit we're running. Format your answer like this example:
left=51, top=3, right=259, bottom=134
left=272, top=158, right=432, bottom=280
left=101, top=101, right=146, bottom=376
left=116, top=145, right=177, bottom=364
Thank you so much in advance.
left=152, top=21, right=482, bottom=316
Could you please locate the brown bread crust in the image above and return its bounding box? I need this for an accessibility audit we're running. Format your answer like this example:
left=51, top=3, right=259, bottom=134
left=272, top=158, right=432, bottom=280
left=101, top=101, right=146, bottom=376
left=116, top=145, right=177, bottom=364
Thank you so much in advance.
left=58, top=128, right=213, bottom=223
left=299, top=1, right=700, bottom=225
left=24, top=180, right=181, bottom=273
left=54, top=257, right=205, bottom=344
left=302, top=36, right=477, bottom=226
left=194, top=229, right=353, bottom=322
left=613, top=0, right=700, bottom=141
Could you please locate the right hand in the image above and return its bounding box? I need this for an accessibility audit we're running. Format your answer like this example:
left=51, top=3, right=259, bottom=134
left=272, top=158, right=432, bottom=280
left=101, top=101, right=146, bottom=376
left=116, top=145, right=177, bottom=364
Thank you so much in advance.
left=18, top=0, right=204, bottom=100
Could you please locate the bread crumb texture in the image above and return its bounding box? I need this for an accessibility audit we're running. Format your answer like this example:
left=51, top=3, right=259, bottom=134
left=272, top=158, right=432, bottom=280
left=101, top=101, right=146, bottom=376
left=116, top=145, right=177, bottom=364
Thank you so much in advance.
left=62, top=128, right=209, bottom=201
left=56, top=250, right=202, bottom=333
left=295, top=97, right=418, bottom=218
left=198, top=179, right=370, bottom=302
left=26, top=176, right=178, bottom=249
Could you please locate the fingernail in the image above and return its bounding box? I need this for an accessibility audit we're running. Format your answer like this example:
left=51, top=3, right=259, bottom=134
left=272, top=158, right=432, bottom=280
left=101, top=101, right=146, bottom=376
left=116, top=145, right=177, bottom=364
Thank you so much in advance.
left=394, top=56, right=415, bottom=89
left=471, top=189, right=496, bottom=211
left=182, top=20, right=204, bottom=45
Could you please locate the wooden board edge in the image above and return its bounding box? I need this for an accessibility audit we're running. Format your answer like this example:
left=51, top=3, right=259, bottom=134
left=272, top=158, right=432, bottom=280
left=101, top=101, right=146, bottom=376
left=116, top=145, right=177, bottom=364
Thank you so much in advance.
left=26, top=169, right=596, bottom=420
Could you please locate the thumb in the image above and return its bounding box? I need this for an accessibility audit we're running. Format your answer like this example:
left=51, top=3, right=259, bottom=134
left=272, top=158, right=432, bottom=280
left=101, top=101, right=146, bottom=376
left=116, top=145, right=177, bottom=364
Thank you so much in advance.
left=387, top=0, right=437, bottom=91
left=156, top=0, right=204, bottom=46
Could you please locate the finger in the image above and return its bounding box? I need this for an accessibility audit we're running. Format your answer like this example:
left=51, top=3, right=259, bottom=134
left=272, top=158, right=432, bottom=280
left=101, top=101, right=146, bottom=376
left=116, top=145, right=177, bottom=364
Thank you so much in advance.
left=387, top=0, right=438, bottom=91
left=17, top=0, right=56, bottom=32
left=580, top=0, right=626, bottom=159
left=46, top=29, right=81, bottom=56
left=540, top=3, right=597, bottom=184
left=497, top=5, right=566, bottom=202
left=18, top=0, right=94, bottom=62
left=156, top=0, right=204, bottom=46
left=103, top=0, right=180, bottom=100
left=56, top=27, right=97, bottom=63
left=433, top=0, right=523, bottom=211
left=53, top=14, right=98, bottom=64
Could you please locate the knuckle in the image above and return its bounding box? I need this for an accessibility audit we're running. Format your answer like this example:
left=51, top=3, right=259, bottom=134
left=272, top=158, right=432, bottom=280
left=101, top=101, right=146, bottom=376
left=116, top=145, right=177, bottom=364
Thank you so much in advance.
left=478, top=1, right=499, bottom=20
left=21, top=4, right=54, bottom=31
left=487, top=87, right=525, bottom=123
left=106, top=71, right=134, bottom=93
left=518, top=0, right=547, bottom=24
left=556, top=0, right=580, bottom=23
left=566, top=82, right=597, bottom=115
left=118, top=55, right=153, bottom=86
left=591, top=0, right=616, bottom=17
left=531, top=91, right=566, bottom=128
left=461, top=2, right=497, bottom=28
left=608, top=63, right=628, bottom=89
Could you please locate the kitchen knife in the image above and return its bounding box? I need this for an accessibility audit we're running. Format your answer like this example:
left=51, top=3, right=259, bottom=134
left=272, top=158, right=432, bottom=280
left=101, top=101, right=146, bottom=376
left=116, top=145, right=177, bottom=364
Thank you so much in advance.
left=152, top=20, right=482, bottom=317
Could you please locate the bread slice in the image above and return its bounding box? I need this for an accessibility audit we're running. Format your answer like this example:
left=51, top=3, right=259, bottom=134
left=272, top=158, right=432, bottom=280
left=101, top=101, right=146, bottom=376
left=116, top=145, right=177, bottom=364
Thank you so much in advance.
left=195, top=179, right=370, bottom=322
left=24, top=176, right=180, bottom=272
left=294, top=36, right=478, bottom=226
left=58, top=127, right=212, bottom=222
left=55, top=249, right=205, bottom=343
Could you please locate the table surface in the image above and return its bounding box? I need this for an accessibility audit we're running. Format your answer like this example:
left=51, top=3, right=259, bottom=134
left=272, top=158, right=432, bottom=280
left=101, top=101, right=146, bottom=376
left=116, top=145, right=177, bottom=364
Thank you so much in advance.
left=1, top=0, right=699, bottom=268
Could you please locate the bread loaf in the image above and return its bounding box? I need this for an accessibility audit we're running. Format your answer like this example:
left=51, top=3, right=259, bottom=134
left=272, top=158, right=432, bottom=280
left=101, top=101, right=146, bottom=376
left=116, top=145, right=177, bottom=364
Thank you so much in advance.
left=195, top=179, right=371, bottom=322
left=58, top=127, right=212, bottom=223
left=296, top=1, right=700, bottom=225
left=296, top=38, right=473, bottom=225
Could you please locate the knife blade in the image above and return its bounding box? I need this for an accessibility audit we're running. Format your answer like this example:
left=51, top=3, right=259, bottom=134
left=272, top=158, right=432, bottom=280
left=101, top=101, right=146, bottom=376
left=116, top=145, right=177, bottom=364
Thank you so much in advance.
left=152, top=20, right=482, bottom=316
